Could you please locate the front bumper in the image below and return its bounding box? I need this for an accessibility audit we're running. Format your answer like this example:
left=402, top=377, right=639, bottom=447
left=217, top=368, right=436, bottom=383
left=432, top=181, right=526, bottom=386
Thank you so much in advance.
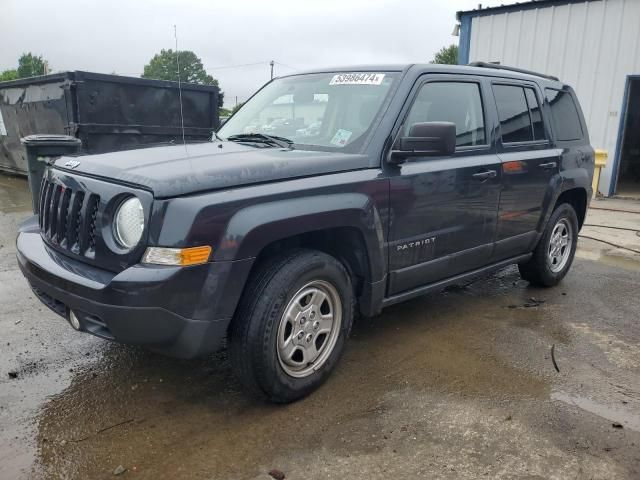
left=16, top=217, right=254, bottom=358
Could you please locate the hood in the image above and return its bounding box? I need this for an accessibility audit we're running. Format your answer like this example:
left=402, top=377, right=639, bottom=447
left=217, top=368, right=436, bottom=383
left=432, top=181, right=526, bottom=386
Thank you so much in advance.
left=53, top=141, right=370, bottom=198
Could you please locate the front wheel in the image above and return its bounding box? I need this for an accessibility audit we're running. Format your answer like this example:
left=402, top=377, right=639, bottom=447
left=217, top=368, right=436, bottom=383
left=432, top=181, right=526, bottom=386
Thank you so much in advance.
left=228, top=249, right=353, bottom=403
left=518, top=203, right=579, bottom=287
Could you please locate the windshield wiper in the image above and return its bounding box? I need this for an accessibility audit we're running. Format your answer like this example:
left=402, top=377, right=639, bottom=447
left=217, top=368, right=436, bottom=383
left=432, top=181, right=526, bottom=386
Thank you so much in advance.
left=226, top=133, right=294, bottom=149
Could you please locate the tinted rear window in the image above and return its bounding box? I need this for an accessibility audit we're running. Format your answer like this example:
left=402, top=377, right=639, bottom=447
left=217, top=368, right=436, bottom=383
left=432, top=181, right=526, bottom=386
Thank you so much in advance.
left=545, top=89, right=583, bottom=141
left=494, top=85, right=534, bottom=143
left=525, top=88, right=545, bottom=140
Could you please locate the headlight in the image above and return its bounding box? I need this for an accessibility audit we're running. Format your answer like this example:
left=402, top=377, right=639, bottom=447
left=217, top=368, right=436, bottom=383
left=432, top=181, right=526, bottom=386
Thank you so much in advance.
left=113, top=197, right=144, bottom=249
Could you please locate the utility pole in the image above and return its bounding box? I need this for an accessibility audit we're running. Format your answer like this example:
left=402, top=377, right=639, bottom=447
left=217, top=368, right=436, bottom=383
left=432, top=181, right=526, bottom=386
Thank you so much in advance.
left=270, top=60, right=274, bottom=80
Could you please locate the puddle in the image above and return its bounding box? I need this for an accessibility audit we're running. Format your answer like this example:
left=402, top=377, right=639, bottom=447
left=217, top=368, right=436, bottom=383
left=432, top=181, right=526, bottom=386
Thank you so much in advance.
left=29, top=269, right=552, bottom=479
left=0, top=175, right=31, bottom=214
left=577, top=243, right=640, bottom=272
left=348, top=292, right=550, bottom=399
left=598, top=252, right=640, bottom=272
left=552, top=391, right=640, bottom=432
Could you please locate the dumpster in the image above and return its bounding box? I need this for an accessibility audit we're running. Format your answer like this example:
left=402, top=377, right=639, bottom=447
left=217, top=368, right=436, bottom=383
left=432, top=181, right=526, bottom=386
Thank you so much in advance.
left=0, top=71, right=220, bottom=175
left=21, top=135, right=82, bottom=213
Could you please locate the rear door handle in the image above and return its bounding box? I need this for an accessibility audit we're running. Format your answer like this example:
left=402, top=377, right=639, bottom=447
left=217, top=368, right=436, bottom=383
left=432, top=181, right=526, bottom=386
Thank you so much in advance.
left=539, top=162, right=557, bottom=170
left=472, top=170, right=497, bottom=181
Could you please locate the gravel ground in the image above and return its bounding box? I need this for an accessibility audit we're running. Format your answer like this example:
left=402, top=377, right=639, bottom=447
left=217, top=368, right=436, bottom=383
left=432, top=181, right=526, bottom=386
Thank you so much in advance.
left=1, top=174, right=639, bottom=479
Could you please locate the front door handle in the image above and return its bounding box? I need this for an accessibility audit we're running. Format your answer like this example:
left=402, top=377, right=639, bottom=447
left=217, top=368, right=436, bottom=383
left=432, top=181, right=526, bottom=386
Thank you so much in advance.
left=539, top=162, right=557, bottom=170
left=472, top=170, right=497, bottom=181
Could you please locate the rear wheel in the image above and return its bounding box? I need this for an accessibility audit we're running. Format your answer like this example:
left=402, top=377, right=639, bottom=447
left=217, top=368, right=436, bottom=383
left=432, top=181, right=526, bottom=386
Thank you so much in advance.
left=229, top=249, right=353, bottom=402
left=518, top=203, right=579, bottom=286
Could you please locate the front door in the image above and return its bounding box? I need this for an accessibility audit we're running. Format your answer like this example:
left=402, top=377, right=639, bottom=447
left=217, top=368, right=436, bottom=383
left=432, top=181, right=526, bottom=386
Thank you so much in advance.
left=387, top=77, right=501, bottom=295
left=491, top=83, right=561, bottom=260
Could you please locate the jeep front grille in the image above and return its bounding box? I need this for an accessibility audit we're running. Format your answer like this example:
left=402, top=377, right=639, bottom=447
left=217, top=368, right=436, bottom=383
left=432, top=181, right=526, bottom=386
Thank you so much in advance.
left=38, top=178, right=100, bottom=257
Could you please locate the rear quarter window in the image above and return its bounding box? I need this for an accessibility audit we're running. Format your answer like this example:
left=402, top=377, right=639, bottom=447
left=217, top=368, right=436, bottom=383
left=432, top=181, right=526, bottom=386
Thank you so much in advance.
left=545, top=89, right=583, bottom=141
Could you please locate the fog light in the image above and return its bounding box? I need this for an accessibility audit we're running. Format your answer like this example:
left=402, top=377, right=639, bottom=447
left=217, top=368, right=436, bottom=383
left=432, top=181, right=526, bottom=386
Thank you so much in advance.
left=69, top=310, right=81, bottom=330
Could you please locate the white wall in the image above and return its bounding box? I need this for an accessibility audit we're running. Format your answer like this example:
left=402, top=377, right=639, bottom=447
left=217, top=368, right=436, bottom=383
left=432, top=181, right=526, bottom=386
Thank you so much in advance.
left=468, top=0, right=640, bottom=195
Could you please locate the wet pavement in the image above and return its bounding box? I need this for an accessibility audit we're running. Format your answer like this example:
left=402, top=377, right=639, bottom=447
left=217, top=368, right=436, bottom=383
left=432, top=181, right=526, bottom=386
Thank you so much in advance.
left=1, top=174, right=639, bottom=479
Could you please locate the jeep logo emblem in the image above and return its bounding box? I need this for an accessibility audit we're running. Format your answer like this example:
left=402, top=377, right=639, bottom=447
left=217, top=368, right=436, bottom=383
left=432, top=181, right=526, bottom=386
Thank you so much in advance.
left=64, top=159, right=81, bottom=169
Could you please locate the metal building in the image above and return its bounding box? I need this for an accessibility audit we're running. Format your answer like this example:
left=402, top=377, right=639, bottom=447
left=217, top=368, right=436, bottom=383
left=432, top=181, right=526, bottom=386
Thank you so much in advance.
left=457, top=0, right=640, bottom=197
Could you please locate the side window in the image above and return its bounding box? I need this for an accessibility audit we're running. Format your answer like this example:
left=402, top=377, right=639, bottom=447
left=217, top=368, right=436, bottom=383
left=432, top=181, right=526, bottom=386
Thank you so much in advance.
left=545, top=88, right=583, bottom=141
left=525, top=88, right=545, bottom=140
left=403, top=82, right=486, bottom=147
left=494, top=85, right=534, bottom=143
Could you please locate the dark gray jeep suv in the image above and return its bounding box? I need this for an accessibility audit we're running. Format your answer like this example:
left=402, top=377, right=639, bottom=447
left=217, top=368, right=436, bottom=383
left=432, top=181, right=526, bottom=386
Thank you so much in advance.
left=17, top=63, right=594, bottom=402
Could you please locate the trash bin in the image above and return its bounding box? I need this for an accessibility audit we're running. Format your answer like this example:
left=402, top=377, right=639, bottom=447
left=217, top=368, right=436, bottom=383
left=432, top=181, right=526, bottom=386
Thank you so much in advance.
left=21, top=135, right=82, bottom=214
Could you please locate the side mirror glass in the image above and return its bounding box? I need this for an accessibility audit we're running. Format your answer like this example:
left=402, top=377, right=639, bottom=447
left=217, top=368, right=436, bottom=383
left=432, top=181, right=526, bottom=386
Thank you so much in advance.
left=390, top=121, right=456, bottom=163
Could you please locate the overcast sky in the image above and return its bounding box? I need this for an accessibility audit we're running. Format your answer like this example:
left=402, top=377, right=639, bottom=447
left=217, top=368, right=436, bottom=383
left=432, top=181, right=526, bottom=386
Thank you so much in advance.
left=1, top=0, right=517, bottom=107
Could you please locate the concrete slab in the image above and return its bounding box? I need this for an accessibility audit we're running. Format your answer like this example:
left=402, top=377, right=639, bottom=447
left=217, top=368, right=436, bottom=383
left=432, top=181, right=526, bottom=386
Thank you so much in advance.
left=579, top=197, right=640, bottom=270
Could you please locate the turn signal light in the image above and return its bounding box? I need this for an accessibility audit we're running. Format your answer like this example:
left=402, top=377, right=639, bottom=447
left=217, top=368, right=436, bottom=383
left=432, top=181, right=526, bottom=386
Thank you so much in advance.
left=142, top=246, right=212, bottom=266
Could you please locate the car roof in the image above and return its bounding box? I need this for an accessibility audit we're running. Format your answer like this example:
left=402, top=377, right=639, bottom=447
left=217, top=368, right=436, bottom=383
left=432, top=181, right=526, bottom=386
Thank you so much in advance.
left=283, top=63, right=565, bottom=88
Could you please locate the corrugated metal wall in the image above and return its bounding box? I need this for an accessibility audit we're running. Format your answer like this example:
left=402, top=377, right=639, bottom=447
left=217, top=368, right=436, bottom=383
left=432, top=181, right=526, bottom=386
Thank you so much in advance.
left=467, top=0, right=640, bottom=195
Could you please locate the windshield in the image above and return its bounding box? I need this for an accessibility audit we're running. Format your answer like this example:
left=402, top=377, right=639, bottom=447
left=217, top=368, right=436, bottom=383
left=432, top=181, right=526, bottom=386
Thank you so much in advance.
left=218, top=72, right=399, bottom=152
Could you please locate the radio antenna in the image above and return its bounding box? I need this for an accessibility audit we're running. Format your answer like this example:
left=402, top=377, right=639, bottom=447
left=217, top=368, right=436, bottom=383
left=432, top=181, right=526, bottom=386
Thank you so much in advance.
left=174, top=25, right=188, bottom=153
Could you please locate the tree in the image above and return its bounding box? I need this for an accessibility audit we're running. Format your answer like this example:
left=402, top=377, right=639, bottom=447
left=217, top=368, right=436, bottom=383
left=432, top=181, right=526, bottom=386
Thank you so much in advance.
left=0, top=69, right=18, bottom=81
left=17, top=53, right=48, bottom=77
left=1, top=53, right=50, bottom=82
left=231, top=102, right=244, bottom=115
left=431, top=45, right=459, bottom=65
left=142, top=49, right=224, bottom=107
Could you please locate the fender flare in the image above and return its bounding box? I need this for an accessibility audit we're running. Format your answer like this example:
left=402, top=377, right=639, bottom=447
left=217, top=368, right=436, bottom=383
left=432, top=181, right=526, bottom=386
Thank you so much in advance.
left=538, top=169, right=591, bottom=232
left=559, top=167, right=592, bottom=195
left=213, top=193, right=386, bottom=282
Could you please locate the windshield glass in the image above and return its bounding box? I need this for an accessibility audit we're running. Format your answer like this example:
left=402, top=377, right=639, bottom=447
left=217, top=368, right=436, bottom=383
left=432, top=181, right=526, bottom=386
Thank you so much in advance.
left=218, top=72, right=399, bottom=152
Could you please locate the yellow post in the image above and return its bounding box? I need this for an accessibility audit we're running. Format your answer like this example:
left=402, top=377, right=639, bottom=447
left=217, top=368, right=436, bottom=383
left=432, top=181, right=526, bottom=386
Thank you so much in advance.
left=593, top=149, right=608, bottom=198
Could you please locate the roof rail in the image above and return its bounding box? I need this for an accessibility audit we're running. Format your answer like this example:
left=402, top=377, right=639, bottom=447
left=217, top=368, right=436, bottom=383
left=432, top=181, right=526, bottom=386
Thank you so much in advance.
left=467, top=62, right=560, bottom=82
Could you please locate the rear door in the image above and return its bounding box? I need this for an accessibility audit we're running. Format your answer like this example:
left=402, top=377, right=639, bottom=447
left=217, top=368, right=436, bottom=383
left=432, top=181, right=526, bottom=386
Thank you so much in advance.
left=387, top=76, right=501, bottom=295
left=491, top=82, right=561, bottom=260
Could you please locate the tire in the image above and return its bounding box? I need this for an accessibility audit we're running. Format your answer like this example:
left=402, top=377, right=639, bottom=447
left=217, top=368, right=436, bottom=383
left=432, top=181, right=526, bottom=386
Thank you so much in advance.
left=518, top=203, right=579, bottom=287
left=228, top=249, right=354, bottom=403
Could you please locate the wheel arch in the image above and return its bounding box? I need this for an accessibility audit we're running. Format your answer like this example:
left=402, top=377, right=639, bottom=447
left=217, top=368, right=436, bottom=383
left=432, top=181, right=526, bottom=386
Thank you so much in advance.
left=215, top=194, right=385, bottom=275
left=216, top=194, right=387, bottom=321
left=554, top=187, right=588, bottom=230
left=253, top=226, right=371, bottom=295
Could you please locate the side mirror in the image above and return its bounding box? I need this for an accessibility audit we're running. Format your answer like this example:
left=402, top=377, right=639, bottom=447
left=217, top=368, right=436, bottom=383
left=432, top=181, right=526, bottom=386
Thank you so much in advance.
left=390, top=122, right=456, bottom=163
